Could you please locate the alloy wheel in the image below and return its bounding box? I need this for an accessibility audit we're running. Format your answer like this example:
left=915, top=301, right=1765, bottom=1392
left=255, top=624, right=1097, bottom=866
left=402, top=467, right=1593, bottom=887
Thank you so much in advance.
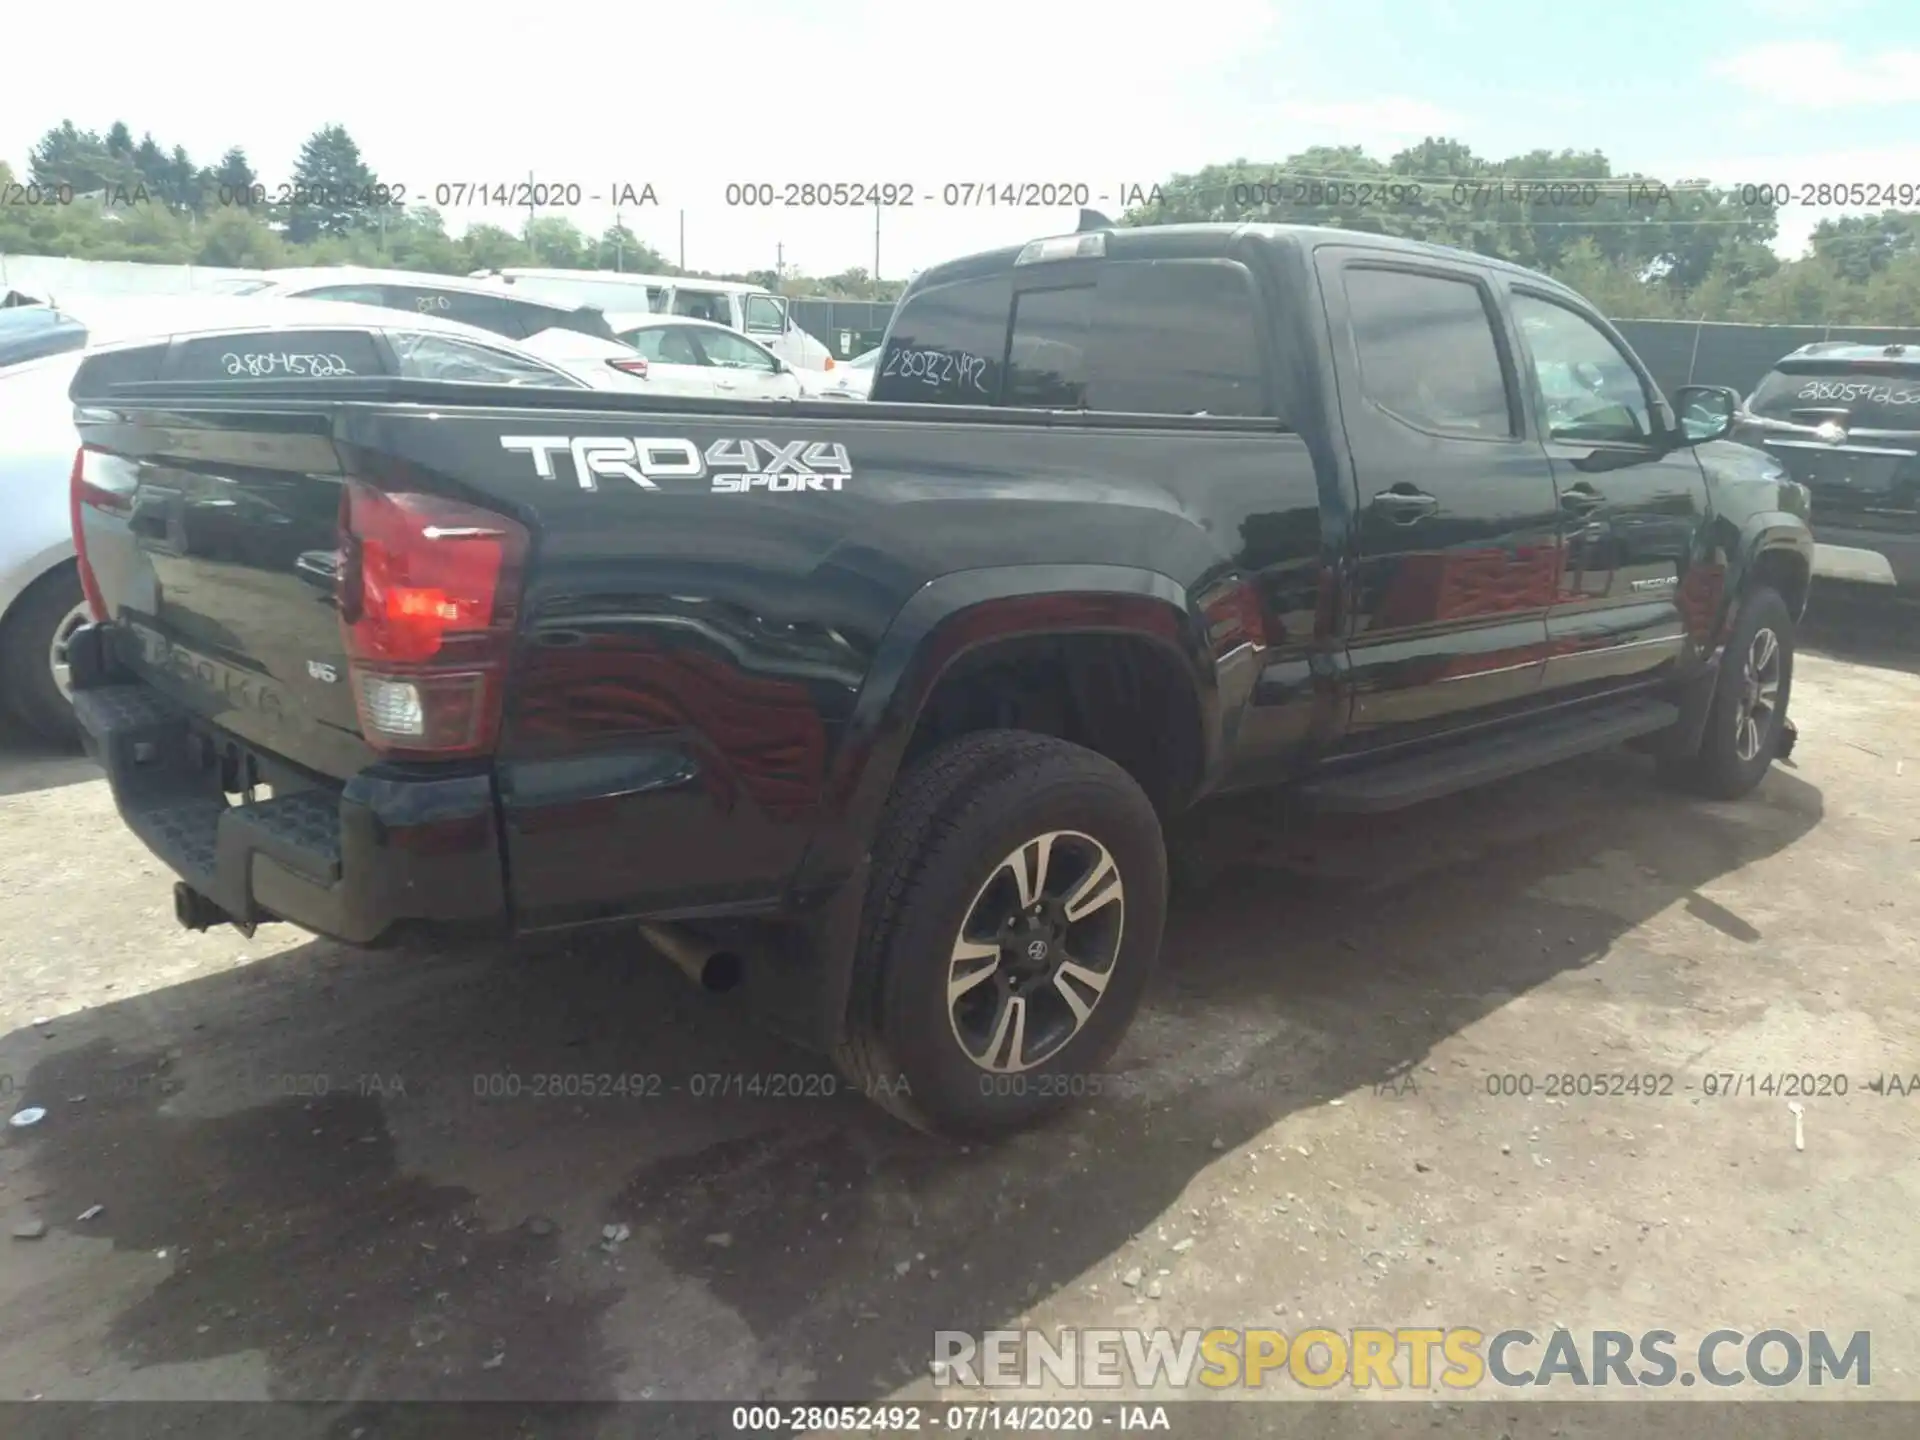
left=1733, top=626, right=1782, bottom=763
left=946, top=830, right=1126, bottom=1073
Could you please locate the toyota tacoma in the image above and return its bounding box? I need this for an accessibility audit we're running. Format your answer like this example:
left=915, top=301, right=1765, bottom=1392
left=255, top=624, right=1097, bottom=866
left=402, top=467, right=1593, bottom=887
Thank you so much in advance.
left=63, top=222, right=1813, bottom=1136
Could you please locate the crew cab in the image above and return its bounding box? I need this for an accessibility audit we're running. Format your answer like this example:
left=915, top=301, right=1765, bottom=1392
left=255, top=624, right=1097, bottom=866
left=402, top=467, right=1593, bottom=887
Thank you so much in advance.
left=1735, top=341, right=1920, bottom=594
left=64, top=222, right=1812, bottom=1137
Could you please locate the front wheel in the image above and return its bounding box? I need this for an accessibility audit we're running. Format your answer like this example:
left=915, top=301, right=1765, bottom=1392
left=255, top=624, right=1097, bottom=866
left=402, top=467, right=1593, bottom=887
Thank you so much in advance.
left=1659, top=585, right=1794, bottom=800
left=836, top=730, right=1168, bottom=1137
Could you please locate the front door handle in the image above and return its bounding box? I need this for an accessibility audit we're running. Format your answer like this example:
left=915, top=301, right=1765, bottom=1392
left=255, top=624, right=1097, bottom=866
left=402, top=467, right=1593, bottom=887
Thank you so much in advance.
left=1371, top=488, right=1440, bottom=523
left=1561, top=484, right=1605, bottom=514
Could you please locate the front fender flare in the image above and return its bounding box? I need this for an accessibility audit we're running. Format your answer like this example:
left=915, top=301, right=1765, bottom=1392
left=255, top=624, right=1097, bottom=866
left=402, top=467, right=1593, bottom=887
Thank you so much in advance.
left=1727, top=513, right=1814, bottom=633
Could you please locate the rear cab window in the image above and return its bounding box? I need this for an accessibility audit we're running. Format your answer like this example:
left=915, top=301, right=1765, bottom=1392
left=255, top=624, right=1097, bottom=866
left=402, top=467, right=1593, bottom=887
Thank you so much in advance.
left=163, top=330, right=388, bottom=380
left=872, top=255, right=1274, bottom=418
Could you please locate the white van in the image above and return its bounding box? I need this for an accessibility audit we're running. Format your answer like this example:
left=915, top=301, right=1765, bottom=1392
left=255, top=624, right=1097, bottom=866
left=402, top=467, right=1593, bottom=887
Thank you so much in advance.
left=470, top=269, right=835, bottom=371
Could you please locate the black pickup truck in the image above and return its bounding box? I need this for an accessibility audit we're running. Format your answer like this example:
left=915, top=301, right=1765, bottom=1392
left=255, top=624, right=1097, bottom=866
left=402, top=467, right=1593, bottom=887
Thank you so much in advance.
left=64, top=223, right=1813, bottom=1136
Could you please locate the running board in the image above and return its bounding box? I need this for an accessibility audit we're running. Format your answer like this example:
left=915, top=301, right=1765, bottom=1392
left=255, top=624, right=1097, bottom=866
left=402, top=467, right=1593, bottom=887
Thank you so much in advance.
left=1301, top=699, right=1681, bottom=814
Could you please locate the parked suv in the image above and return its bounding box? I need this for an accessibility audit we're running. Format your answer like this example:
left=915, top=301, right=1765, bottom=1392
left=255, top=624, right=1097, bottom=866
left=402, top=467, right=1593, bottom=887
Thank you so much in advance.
left=1737, top=341, right=1920, bottom=593
left=65, top=222, right=1811, bottom=1136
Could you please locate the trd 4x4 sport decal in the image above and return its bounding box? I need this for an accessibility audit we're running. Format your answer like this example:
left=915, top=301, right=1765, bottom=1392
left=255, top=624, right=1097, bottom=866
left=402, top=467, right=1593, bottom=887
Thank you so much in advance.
left=499, top=436, right=853, bottom=493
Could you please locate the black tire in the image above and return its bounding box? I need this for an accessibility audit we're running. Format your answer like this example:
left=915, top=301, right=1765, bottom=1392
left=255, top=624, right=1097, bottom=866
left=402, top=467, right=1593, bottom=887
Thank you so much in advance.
left=835, top=730, right=1168, bottom=1138
left=0, top=564, right=88, bottom=747
left=1658, top=585, right=1793, bottom=801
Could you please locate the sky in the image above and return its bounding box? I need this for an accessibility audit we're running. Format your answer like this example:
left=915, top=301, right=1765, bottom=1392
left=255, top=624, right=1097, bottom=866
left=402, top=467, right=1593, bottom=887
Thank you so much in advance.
left=3, top=0, right=1916, bottom=279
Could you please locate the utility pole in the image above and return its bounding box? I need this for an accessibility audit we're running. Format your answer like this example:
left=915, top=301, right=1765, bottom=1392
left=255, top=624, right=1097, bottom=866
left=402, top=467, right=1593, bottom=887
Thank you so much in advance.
left=873, top=198, right=881, bottom=281
left=523, top=167, right=536, bottom=246
left=776, top=241, right=784, bottom=278
left=678, top=209, right=685, bottom=270
left=613, top=208, right=623, bottom=271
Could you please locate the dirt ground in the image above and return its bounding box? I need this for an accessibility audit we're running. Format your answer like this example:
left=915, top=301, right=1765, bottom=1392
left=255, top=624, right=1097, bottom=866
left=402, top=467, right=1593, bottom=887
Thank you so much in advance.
left=2, top=590, right=1918, bottom=1430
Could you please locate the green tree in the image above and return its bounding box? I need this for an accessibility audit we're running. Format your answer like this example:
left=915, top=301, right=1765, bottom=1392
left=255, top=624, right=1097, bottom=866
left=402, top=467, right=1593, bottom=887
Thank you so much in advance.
left=457, top=223, right=533, bottom=270
left=212, top=146, right=256, bottom=194
left=589, top=222, right=666, bottom=272
left=193, top=207, right=289, bottom=268
left=1811, top=210, right=1920, bottom=283
left=524, top=215, right=589, bottom=267
left=284, top=124, right=382, bottom=242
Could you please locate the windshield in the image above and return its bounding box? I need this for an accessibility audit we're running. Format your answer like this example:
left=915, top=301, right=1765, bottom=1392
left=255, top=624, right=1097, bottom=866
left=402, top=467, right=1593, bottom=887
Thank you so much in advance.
left=848, top=346, right=879, bottom=370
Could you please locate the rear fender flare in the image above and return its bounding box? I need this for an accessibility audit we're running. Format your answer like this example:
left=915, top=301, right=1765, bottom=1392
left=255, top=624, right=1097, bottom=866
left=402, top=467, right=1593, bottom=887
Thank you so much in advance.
left=781, top=564, right=1219, bottom=1052
left=822, top=565, right=1221, bottom=865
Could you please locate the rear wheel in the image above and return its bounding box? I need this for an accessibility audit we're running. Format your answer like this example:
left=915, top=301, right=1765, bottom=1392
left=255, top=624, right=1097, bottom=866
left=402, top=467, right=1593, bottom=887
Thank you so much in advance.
left=1658, top=585, right=1793, bottom=800
left=836, top=730, right=1167, bottom=1137
left=0, top=564, right=89, bottom=746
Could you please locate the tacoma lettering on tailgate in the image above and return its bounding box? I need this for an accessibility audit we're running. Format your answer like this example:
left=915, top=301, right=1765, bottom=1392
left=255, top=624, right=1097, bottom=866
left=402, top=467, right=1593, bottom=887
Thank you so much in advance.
left=499, top=436, right=853, bottom=494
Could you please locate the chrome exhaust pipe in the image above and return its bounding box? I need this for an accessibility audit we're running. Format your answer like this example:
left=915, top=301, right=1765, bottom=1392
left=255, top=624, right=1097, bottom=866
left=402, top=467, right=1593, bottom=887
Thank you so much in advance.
left=640, top=923, right=744, bottom=993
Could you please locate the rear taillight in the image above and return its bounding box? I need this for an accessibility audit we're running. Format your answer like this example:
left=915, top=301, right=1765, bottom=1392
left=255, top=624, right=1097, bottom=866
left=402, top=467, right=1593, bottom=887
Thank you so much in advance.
left=607, top=357, right=649, bottom=379
left=824, top=357, right=835, bottom=370
left=337, top=482, right=529, bottom=759
left=68, top=446, right=115, bottom=621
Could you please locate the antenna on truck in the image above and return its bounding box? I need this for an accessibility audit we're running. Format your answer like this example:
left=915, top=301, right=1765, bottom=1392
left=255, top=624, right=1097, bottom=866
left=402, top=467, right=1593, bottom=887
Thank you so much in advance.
left=1077, top=208, right=1114, bottom=233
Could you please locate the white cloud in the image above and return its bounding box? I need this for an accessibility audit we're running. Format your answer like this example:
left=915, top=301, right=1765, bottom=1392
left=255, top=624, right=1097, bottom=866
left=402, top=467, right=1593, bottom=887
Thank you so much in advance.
left=1267, top=98, right=1464, bottom=147
left=1711, top=42, right=1920, bottom=107
left=1, top=0, right=1302, bottom=275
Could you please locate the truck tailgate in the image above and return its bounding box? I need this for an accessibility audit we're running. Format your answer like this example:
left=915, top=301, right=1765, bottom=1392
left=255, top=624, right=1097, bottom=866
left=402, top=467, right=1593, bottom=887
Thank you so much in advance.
left=74, top=410, right=375, bottom=780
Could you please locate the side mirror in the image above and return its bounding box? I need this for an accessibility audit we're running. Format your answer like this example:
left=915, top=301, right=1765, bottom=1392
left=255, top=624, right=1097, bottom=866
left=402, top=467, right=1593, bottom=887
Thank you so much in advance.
left=1670, top=385, right=1740, bottom=447
left=770, top=356, right=787, bottom=374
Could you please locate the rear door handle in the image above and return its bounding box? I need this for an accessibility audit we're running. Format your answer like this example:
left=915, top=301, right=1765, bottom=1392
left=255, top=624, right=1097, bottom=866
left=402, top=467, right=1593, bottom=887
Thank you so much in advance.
left=1371, top=488, right=1440, bottom=522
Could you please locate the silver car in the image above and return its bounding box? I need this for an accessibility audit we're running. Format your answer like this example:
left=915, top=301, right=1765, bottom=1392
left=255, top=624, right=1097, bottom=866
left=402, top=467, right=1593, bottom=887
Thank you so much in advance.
left=0, top=295, right=622, bottom=744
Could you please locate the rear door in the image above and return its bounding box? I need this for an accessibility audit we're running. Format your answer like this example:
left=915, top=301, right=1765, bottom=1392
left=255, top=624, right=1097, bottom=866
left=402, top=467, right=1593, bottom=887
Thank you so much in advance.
left=1316, top=252, right=1560, bottom=748
left=618, top=323, right=720, bottom=395
left=1506, top=287, right=1710, bottom=695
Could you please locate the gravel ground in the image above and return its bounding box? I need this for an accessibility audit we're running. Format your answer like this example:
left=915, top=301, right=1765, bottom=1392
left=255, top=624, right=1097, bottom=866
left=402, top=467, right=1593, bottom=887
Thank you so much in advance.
left=1, top=592, right=1916, bottom=1433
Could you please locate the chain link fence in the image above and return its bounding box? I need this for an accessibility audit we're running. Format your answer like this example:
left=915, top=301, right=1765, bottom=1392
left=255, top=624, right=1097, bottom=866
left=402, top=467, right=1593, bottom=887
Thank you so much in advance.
left=1615, top=319, right=1920, bottom=402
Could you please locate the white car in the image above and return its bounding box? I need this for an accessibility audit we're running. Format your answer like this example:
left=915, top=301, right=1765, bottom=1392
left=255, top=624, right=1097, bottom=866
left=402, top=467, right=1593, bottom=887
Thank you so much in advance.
left=604, top=313, right=827, bottom=400
left=218, top=266, right=658, bottom=391
left=477, top=269, right=836, bottom=371
left=0, top=295, right=643, bottom=744
left=811, top=345, right=879, bottom=400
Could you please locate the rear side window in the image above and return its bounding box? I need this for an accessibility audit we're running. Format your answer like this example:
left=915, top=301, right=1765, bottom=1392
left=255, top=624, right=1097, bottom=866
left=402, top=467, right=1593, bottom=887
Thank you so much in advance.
left=672, top=290, right=732, bottom=324
left=1342, top=267, right=1514, bottom=438
left=389, top=332, right=583, bottom=387
left=1095, top=262, right=1267, bottom=416
left=1006, top=287, right=1092, bottom=407
left=622, top=325, right=705, bottom=364
left=381, top=286, right=518, bottom=337
left=874, top=275, right=1012, bottom=404
left=164, top=330, right=387, bottom=380
left=874, top=260, right=1270, bottom=416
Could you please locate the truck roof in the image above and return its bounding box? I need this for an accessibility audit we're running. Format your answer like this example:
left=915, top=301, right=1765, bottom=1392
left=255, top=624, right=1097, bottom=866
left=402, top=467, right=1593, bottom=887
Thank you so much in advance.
left=909, top=221, right=1573, bottom=295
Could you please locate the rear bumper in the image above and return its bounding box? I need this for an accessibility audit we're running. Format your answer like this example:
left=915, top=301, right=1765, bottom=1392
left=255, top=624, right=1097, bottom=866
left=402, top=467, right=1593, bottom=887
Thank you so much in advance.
left=70, top=629, right=509, bottom=946
left=1811, top=526, right=1920, bottom=590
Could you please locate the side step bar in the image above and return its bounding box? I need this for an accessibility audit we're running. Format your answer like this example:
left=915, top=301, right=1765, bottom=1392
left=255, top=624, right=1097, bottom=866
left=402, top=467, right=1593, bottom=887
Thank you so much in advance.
left=1300, top=698, right=1681, bottom=814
